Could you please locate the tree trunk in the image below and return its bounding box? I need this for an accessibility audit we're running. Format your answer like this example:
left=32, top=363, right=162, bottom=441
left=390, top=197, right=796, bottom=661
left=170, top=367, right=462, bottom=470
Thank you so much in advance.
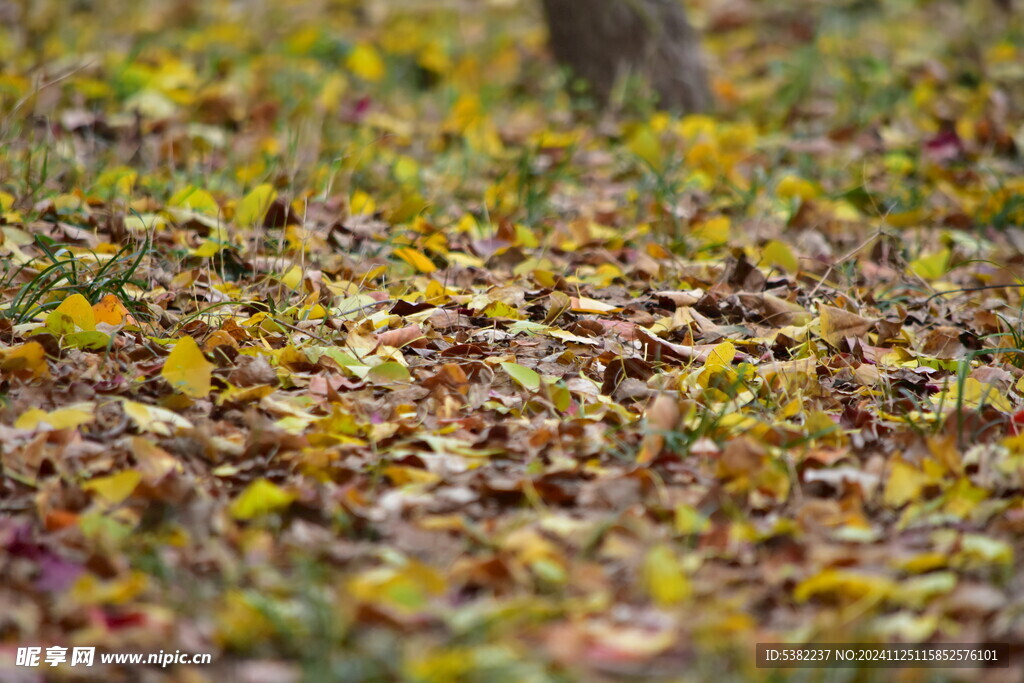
left=541, top=0, right=711, bottom=113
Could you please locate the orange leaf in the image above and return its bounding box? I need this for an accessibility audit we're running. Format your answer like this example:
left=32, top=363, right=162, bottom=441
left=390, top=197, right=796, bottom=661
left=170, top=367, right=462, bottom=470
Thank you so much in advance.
left=92, top=293, right=128, bottom=326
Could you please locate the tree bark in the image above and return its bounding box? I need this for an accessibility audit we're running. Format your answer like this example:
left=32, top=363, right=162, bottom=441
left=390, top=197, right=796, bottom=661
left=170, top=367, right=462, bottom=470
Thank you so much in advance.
left=541, top=0, right=711, bottom=113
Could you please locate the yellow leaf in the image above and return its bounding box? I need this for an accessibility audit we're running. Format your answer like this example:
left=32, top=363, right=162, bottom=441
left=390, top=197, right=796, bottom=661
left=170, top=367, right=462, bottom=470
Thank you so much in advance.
left=280, top=264, right=304, bottom=290
left=762, top=239, right=799, bottom=272
left=235, top=184, right=277, bottom=227
left=168, top=185, right=219, bottom=215
left=368, top=362, right=413, bottom=384
left=84, top=470, right=142, bottom=505
left=229, top=478, right=294, bottom=520
left=318, top=73, right=349, bottom=110
left=346, top=43, right=385, bottom=82
left=884, top=458, right=930, bottom=508
left=705, top=341, right=736, bottom=368
left=95, top=167, right=138, bottom=196
left=384, top=465, right=441, bottom=486
left=215, top=590, right=276, bottom=649
left=885, top=208, right=927, bottom=228
left=191, top=240, right=223, bottom=258
left=72, top=571, right=148, bottom=606
left=0, top=341, right=50, bottom=379
left=162, top=336, right=214, bottom=398
left=446, top=94, right=482, bottom=133
left=15, top=406, right=94, bottom=431
left=691, top=216, right=730, bottom=245
left=347, top=561, right=446, bottom=614
left=909, top=248, right=951, bottom=280
left=54, top=293, right=96, bottom=331
left=674, top=504, right=710, bottom=535
left=932, top=377, right=1012, bottom=413
left=943, top=477, right=988, bottom=519
left=350, top=189, right=375, bottom=216
left=122, top=400, right=194, bottom=435
left=794, top=569, right=895, bottom=603
left=776, top=175, right=820, bottom=202
left=394, top=247, right=437, bottom=274
left=643, top=544, right=691, bottom=606
left=957, top=534, right=1012, bottom=567
left=393, top=155, right=420, bottom=187
left=628, top=125, right=665, bottom=172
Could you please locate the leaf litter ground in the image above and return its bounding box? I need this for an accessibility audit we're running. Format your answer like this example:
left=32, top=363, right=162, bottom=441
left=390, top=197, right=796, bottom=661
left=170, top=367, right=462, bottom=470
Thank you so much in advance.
left=1, top=0, right=1024, bottom=680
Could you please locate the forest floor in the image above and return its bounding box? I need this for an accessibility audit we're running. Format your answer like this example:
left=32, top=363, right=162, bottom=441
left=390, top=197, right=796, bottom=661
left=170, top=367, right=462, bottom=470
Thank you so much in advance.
left=1, top=0, right=1024, bottom=680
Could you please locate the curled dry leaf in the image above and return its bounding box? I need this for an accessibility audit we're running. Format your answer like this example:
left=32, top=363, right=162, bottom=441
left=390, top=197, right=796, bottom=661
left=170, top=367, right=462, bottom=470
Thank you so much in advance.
left=375, top=324, right=424, bottom=349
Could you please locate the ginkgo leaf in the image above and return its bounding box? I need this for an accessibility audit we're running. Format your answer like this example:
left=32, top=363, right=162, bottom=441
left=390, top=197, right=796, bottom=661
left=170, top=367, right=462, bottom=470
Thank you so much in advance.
left=0, top=341, right=50, bottom=379
left=92, top=293, right=128, bottom=326
left=279, top=264, right=304, bottom=290
left=15, top=406, right=94, bottom=430
left=691, top=216, right=730, bottom=245
left=169, top=185, right=219, bottom=215
left=346, top=43, right=385, bottom=82
left=776, top=175, right=820, bottom=202
left=53, top=293, right=96, bottom=331
left=884, top=458, right=930, bottom=508
left=909, top=248, right=951, bottom=280
left=628, top=125, right=665, bottom=172
left=643, top=544, right=691, bottom=606
left=229, top=478, right=295, bottom=520
left=794, top=569, right=895, bottom=603
left=162, top=336, right=214, bottom=398
left=235, top=183, right=277, bottom=227
left=84, top=470, right=142, bottom=505
left=122, top=400, right=194, bottom=435
left=705, top=341, right=736, bottom=367
left=762, top=239, right=799, bottom=272
left=394, top=247, right=437, bottom=273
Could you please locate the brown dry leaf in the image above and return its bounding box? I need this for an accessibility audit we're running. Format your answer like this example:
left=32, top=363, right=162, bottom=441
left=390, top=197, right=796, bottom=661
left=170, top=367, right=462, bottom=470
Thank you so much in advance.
left=819, top=303, right=873, bottom=347
left=376, top=324, right=424, bottom=349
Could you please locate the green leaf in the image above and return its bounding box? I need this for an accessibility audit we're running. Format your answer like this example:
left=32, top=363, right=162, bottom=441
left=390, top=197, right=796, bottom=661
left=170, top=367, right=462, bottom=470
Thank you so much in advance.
left=64, top=330, right=111, bottom=350
left=368, top=362, right=412, bottom=384
left=500, top=362, right=540, bottom=392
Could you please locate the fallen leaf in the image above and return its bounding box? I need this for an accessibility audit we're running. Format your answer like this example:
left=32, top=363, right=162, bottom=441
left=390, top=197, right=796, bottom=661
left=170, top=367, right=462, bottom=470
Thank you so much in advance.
left=819, top=303, right=873, bottom=347
left=229, top=479, right=295, bottom=520
left=501, top=362, right=541, bottom=391
left=162, top=336, right=214, bottom=398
